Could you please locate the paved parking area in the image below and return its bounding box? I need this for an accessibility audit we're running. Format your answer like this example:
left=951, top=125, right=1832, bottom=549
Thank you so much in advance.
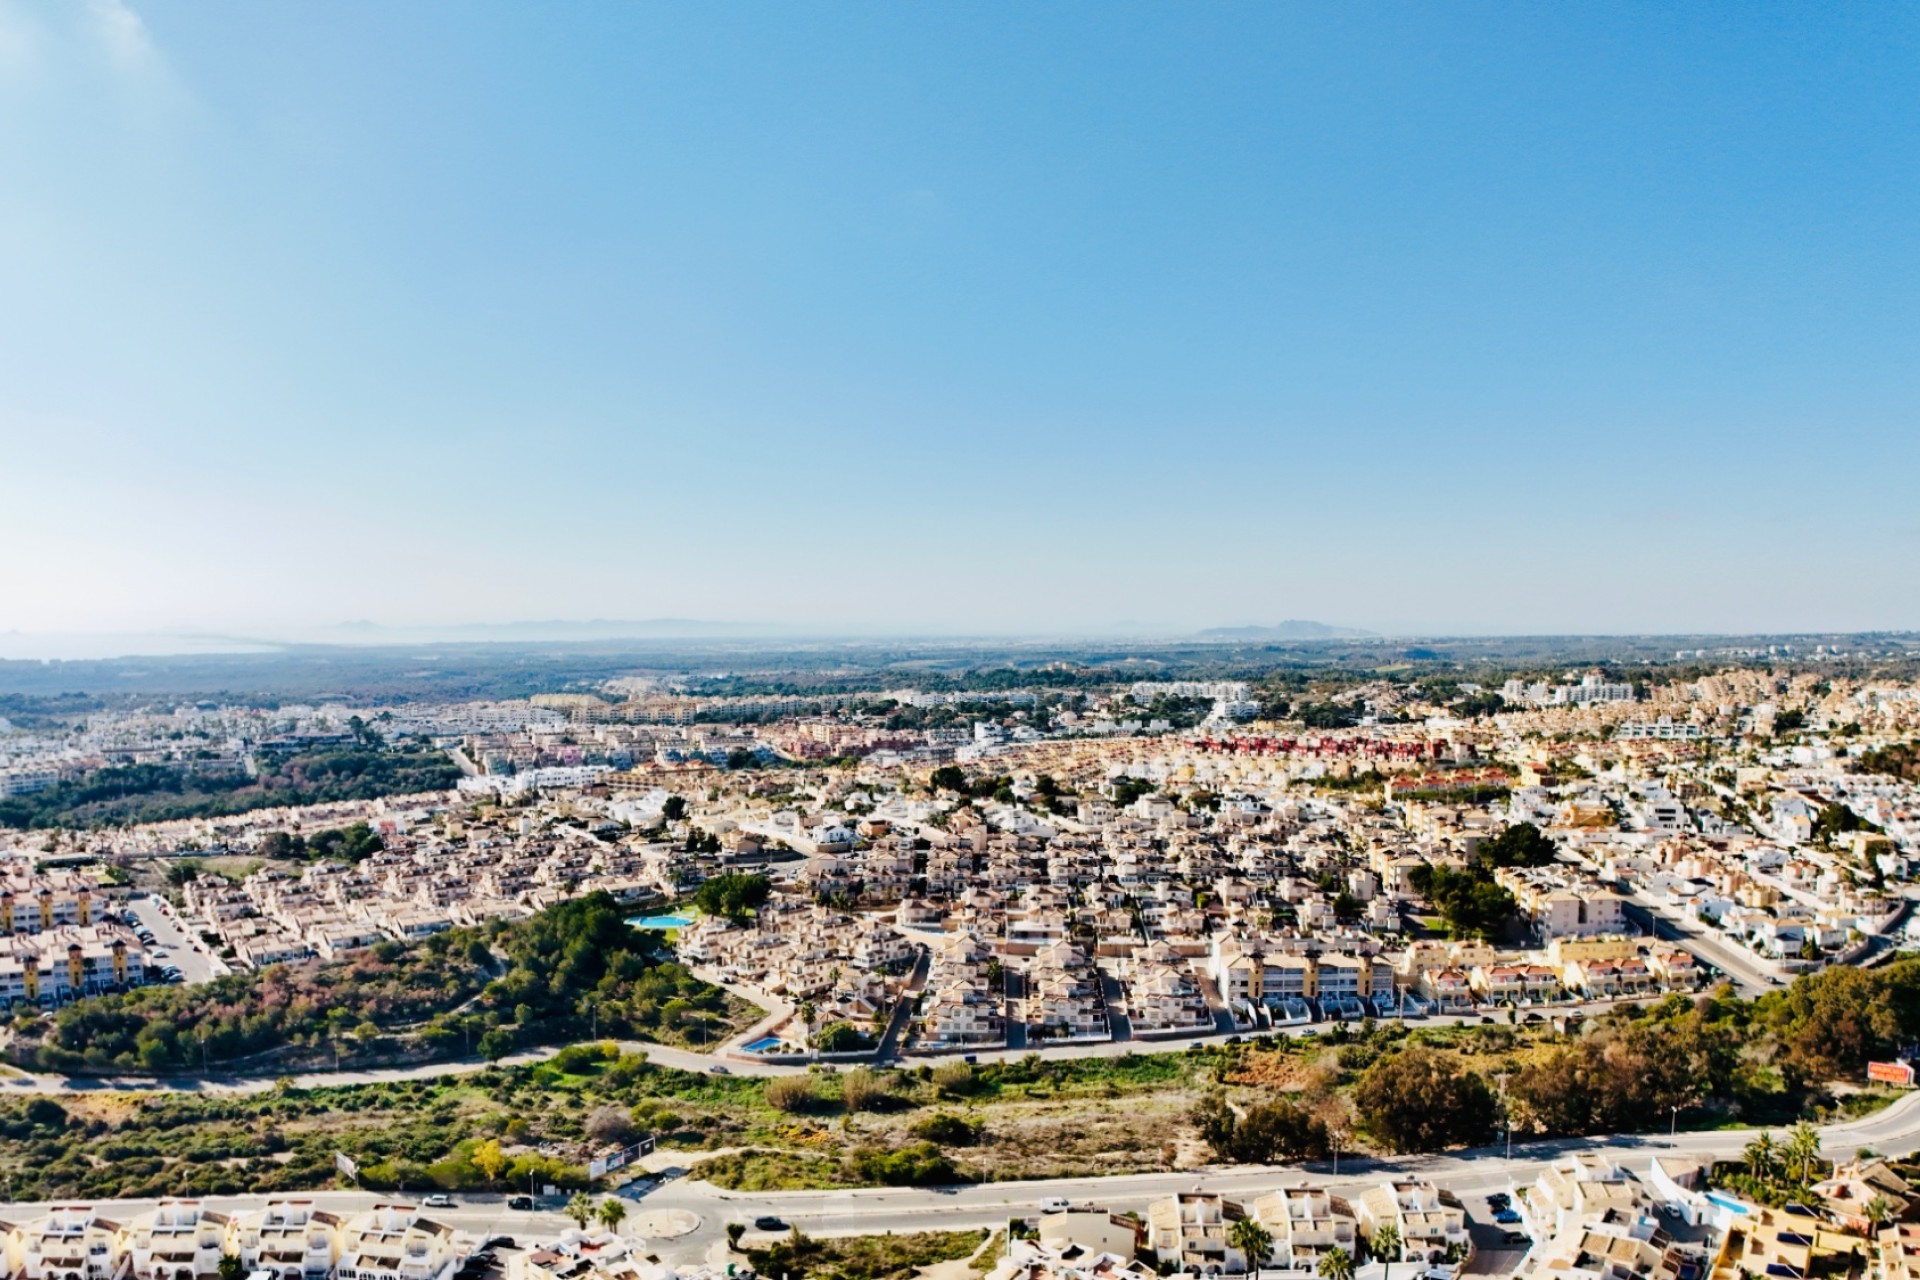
left=126, top=896, right=222, bottom=986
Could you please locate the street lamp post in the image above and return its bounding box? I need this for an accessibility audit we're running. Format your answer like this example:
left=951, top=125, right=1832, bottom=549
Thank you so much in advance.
left=1496, top=1073, right=1512, bottom=1162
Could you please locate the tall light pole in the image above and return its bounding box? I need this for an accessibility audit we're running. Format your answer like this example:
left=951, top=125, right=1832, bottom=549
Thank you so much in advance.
left=1496, top=1073, right=1512, bottom=1162
left=1670, top=1105, right=1681, bottom=1141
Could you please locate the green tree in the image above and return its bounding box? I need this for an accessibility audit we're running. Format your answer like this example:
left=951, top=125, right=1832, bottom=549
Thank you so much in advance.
left=1745, top=1132, right=1779, bottom=1181
left=1477, top=822, right=1557, bottom=868
left=1354, top=1047, right=1497, bottom=1153
left=596, top=1198, right=627, bottom=1233
left=1318, top=1246, right=1355, bottom=1280
left=1785, top=1121, right=1822, bottom=1187
left=565, top=1193, right=595, bottom=1229
left=693, top=873, right=771, bottom=920
left=218, top=1256, right=246, bottom=1280
left=1229, top=1218, right=1273, bottom=1271
left=1371, top=1225, right=1401, bottom=1280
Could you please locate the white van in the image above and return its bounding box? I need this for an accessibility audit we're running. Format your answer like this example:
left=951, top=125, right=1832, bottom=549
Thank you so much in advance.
left=1038, top=1197, right=1071, bottom=1213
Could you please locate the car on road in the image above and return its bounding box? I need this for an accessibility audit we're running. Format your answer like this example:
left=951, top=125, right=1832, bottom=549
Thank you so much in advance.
left=1038, top=1198, right=1072, bottom=1213
left=753, top=1216, right=786, bottom=1232
left=709, top=1064, right=730, bottom=1075
left=422, top=1194, right=454, bottom=1208
left=508, top=1196, right=534, bottom=1211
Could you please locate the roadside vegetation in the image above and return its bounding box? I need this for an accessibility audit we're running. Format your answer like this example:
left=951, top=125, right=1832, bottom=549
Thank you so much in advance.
left=745, top=1230, right=988, bottom=1280
left=4, top=955, right=1920, bottom=1199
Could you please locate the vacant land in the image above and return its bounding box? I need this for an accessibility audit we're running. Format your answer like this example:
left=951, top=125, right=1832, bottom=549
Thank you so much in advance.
left=0, top=985, right=1894, bottom=1201
left=746, top=1230, right=988, bottom=1280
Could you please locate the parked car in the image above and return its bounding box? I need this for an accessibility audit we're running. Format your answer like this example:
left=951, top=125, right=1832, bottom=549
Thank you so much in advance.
left=423, top=1194, right=454, bottom=1208
left=1504, top=1233, right=1530, bottom=1246
left=508, top=1196, right=534, bottom=1211
left=753, top=1216, right=787, bottom=1232
left=1494, top=1209, right=1523, bottom=1225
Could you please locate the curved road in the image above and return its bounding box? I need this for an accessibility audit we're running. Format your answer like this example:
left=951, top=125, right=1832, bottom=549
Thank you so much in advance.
left=1, top=1091, right=1916, bottom=1267
left=636, top=1088, right=1920, bottom=1259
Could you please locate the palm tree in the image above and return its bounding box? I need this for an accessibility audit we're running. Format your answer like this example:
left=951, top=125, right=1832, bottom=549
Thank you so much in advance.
left=1787, top=1121, right=1823, bottom=1188
left=596, top=1198, right=627, bottom=1234
left=1745, top=1132, right=1780, bottom=1181
left=1229, top=1219, right=1273, bottom=1275
left=1865, top=1194, right=1896, bottom=1229
left=565, top=1193, right=594, bottom=1229
left=1318, top=1247, right=1356, bottom=1280
left=1372, top=1224, right=1403, bottom=1280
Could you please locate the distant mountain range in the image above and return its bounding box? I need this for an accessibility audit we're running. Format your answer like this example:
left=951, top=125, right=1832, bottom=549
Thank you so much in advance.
left=313, top=618, right=775, bottom=644
left=1194, top=620, right=1377, bottom=641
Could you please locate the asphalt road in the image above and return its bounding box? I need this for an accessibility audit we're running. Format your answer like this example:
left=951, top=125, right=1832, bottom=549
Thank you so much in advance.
left=5, top=1092, right=1918, bottom=1267
left=626, top=1088, right=1920, bottom=1261
left=2, top=991, right=1711, bottom=1096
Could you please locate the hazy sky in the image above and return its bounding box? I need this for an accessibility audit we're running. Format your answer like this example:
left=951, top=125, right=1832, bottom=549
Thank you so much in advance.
left=2, top=2, right=1916, bottom=643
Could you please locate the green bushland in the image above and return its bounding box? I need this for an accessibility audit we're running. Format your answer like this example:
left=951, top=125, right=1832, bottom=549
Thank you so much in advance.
left=22, top=892, right=756, bottom=1074
left=4, top=946, right=1918, bottom=1202
left=747, top=1230, right=987, bottom=1280
left=1856, top=741, right=1920, bottom=782
left=0, top=747, right=462, bottom=829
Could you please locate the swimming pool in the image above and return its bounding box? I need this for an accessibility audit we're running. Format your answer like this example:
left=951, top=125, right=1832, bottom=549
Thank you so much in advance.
left=742, top=1036, right=786, bottom=1054
left=629, top=913, right=695, bottom=931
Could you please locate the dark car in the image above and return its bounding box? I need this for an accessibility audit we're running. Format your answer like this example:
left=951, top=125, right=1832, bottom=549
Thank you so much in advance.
left=753, top=1216, right=787, bottom=1232
left=1494, top=1209, right=1523, bottom=1225
left=508, top=1196, right=534, bottom=1211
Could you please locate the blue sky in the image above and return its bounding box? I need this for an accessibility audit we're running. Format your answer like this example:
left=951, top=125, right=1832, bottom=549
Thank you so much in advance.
left=1, top=2, right=1915, bottom=643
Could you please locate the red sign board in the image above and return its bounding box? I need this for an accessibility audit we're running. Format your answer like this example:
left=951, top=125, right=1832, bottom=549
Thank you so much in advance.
left=1868, top=1061, right=1914, bottom=1086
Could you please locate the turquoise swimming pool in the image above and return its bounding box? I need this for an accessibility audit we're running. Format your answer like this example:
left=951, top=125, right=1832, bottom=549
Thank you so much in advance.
left=629, top=913, right=695, bottom=931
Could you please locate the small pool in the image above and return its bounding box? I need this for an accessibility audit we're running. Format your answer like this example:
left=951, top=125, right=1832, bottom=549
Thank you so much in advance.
left=629, top=913, right=695, bottom=931
left=742, top=1036, right=786, bottom=1054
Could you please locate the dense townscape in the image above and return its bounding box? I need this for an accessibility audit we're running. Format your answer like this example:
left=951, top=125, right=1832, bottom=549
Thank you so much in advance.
left=1, top=641, right=1919, bottom=1280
